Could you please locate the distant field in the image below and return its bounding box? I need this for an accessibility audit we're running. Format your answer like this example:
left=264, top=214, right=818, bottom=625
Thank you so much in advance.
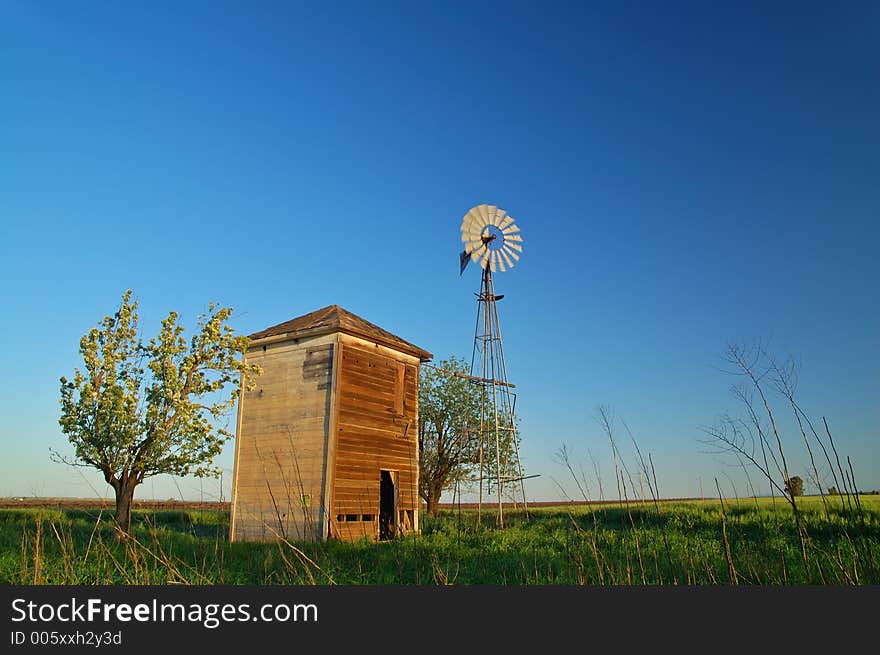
left=2, top=494, right=878, bottom=585
left=0, top=497, right=227, bottom=511
left=2, top=494, right=836, bottom=511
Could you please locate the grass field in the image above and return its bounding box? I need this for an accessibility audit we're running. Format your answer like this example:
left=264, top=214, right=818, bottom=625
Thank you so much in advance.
left=2, top=495, right=878, bottom=585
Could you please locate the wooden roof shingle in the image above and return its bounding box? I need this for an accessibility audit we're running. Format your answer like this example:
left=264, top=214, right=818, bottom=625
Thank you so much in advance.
left=248, top=305, right=432, bottom=362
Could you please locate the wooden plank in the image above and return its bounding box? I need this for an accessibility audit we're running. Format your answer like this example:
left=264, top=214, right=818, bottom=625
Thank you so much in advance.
left=332, top=503, right=379, bottom=512
left=338, top=404, right=397, bottom=425
left=342, top=357, right=398, bottom=379
left=338, top=407, right=410, bottom=431
left=239, top=430, right=328, bottom=447
left=394, top=361, right=405, bottom=415
left=340, top=367, right=395, bottom=388
left=340, top=359, right=397, bottom=380
left=333, top=476, right=381, bottom=487
left=335, top=444, right=414, bottom=460
left=339, top=378, right=402, bottom=395
left=333, top=471, right=416, bottom=485
left=239, top=416, right=327, bottom=432
left=236, top=444, right=327, bottom=459
left=336, top=427, right=414, bottom=444
left=334, top=442, right=416, bottom=456
left=332, top=499, right=379, bottom=508
left=338, top=387, right=396, bottom=412
left=335, top=422, right=401, bottom=439
left=335, top=458, right=414, bottom=472
left=333, top=477, right=411, bottom=489
left=335, top=463, right=410, bottom=475
left=332, top=495, right=380, bottom=505
left=229, top=369, right=247, bottom=541
left=335, top=442, right=414, bottom=459
left=233, top=459, right=326, bottom=475
left=422, top=362, right=517, bottom=388
left=338, top=366, right=398, bottom=389
left=323, top=336, right=341, bottom=541
left=338, top=333, right=423, bottom=366
left=341, top=347, right=398, bottom=367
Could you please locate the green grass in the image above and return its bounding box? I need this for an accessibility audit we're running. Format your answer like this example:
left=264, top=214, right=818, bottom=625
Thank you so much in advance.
left=2, top=496, right=878, bottom=585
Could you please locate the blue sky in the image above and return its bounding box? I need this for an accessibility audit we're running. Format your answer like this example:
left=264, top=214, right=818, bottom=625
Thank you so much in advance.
left=1, top=1, right=877, bottom=502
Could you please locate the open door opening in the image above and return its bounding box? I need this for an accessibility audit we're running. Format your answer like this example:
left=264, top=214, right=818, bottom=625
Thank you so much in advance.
left=379, top=470, right=397, bottom=540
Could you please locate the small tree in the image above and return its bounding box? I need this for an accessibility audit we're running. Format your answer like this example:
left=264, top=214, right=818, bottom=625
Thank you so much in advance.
left=418, top=357, right=482, bottom=516
left=418, top=356, right=522, bottom=515
left=785, top=475, right=804, bottom=497
left=56, top=290, right=260, bottom=534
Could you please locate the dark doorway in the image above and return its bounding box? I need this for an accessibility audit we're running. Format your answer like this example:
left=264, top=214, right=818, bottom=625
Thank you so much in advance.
left=379, top=470, right=397, bottom=540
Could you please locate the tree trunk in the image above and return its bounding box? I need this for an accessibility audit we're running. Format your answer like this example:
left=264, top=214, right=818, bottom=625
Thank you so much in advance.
left=426, top=483, right=443, bottom=516
left=113, top=479, right=137, bottom=536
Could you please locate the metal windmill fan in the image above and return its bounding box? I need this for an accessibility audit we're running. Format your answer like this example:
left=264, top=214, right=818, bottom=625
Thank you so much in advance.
left=456, top=202, right=531, bottom=526
left=459, top=204, right=523, bottom=273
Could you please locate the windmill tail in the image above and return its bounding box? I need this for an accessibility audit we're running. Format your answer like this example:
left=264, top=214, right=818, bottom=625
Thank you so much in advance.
left=459, top=249, right=471, bottom=275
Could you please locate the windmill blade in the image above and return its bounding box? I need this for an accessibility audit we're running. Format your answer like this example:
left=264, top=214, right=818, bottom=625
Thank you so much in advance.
left=496, top=212, right=512, bottom=230
left=464, top=208, right=483, bottom=226
left=499, top=247, right=515, bottom=270
left=465, top=243, right=484, bottom=259
left=462, top=231, right=483, bottom=246
left=463, top=208, right=477, bottom=228
left=478, top=247, right=491, bottom=269
left=463, top=237, right=483, bottom=251
left=462, top=220, right=482, bottom=238
left=462, top=223, right=484, bottom=242
left=469, top=205, right=483, bottom=228
left=486, top=205, right=498, bottom=226
left=463, top=208, right=482, bottom=232
left=477, top=204, right=489, bottom=225
left=460, top=204, right=523, bottom=273
left=491, top=251, right=502, bottom=272
left=463, top=225, right=487, bottom=243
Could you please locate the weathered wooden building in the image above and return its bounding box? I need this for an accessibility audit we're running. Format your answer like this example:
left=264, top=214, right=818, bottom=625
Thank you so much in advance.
left=229, top=305, right=432, bottom=542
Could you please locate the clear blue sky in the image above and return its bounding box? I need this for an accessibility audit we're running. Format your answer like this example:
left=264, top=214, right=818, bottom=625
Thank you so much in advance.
left=1, top=1, right=877, bottom=502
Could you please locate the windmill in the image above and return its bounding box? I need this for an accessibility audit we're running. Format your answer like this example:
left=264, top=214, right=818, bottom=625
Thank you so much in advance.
left=459, top=204, right=529, bottom=527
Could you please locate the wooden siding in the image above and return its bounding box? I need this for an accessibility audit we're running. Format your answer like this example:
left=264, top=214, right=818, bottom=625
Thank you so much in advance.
left=230, top=328, right=423, bottom=544
left=229, top=334, right=336, bottom=542
left=330, top=335, right=420, bottom=540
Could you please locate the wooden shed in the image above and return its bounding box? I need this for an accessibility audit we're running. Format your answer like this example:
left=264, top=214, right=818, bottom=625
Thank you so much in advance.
left=229, top=305, right=432, bottom=543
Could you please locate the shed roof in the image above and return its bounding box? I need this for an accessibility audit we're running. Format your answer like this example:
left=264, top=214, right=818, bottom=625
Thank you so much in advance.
left=248, top=305, right=433, bottom=362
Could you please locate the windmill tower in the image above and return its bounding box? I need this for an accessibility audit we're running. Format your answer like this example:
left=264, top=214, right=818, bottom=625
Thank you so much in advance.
left=459, top=204, right=528, bottom=527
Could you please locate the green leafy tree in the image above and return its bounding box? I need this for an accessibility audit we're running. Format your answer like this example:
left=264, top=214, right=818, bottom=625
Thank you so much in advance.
left=56, top=290, right=261, bottom=534
left=784, top=475, right=804, bottom=497
left=418, top=356, right=521, bottom=516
